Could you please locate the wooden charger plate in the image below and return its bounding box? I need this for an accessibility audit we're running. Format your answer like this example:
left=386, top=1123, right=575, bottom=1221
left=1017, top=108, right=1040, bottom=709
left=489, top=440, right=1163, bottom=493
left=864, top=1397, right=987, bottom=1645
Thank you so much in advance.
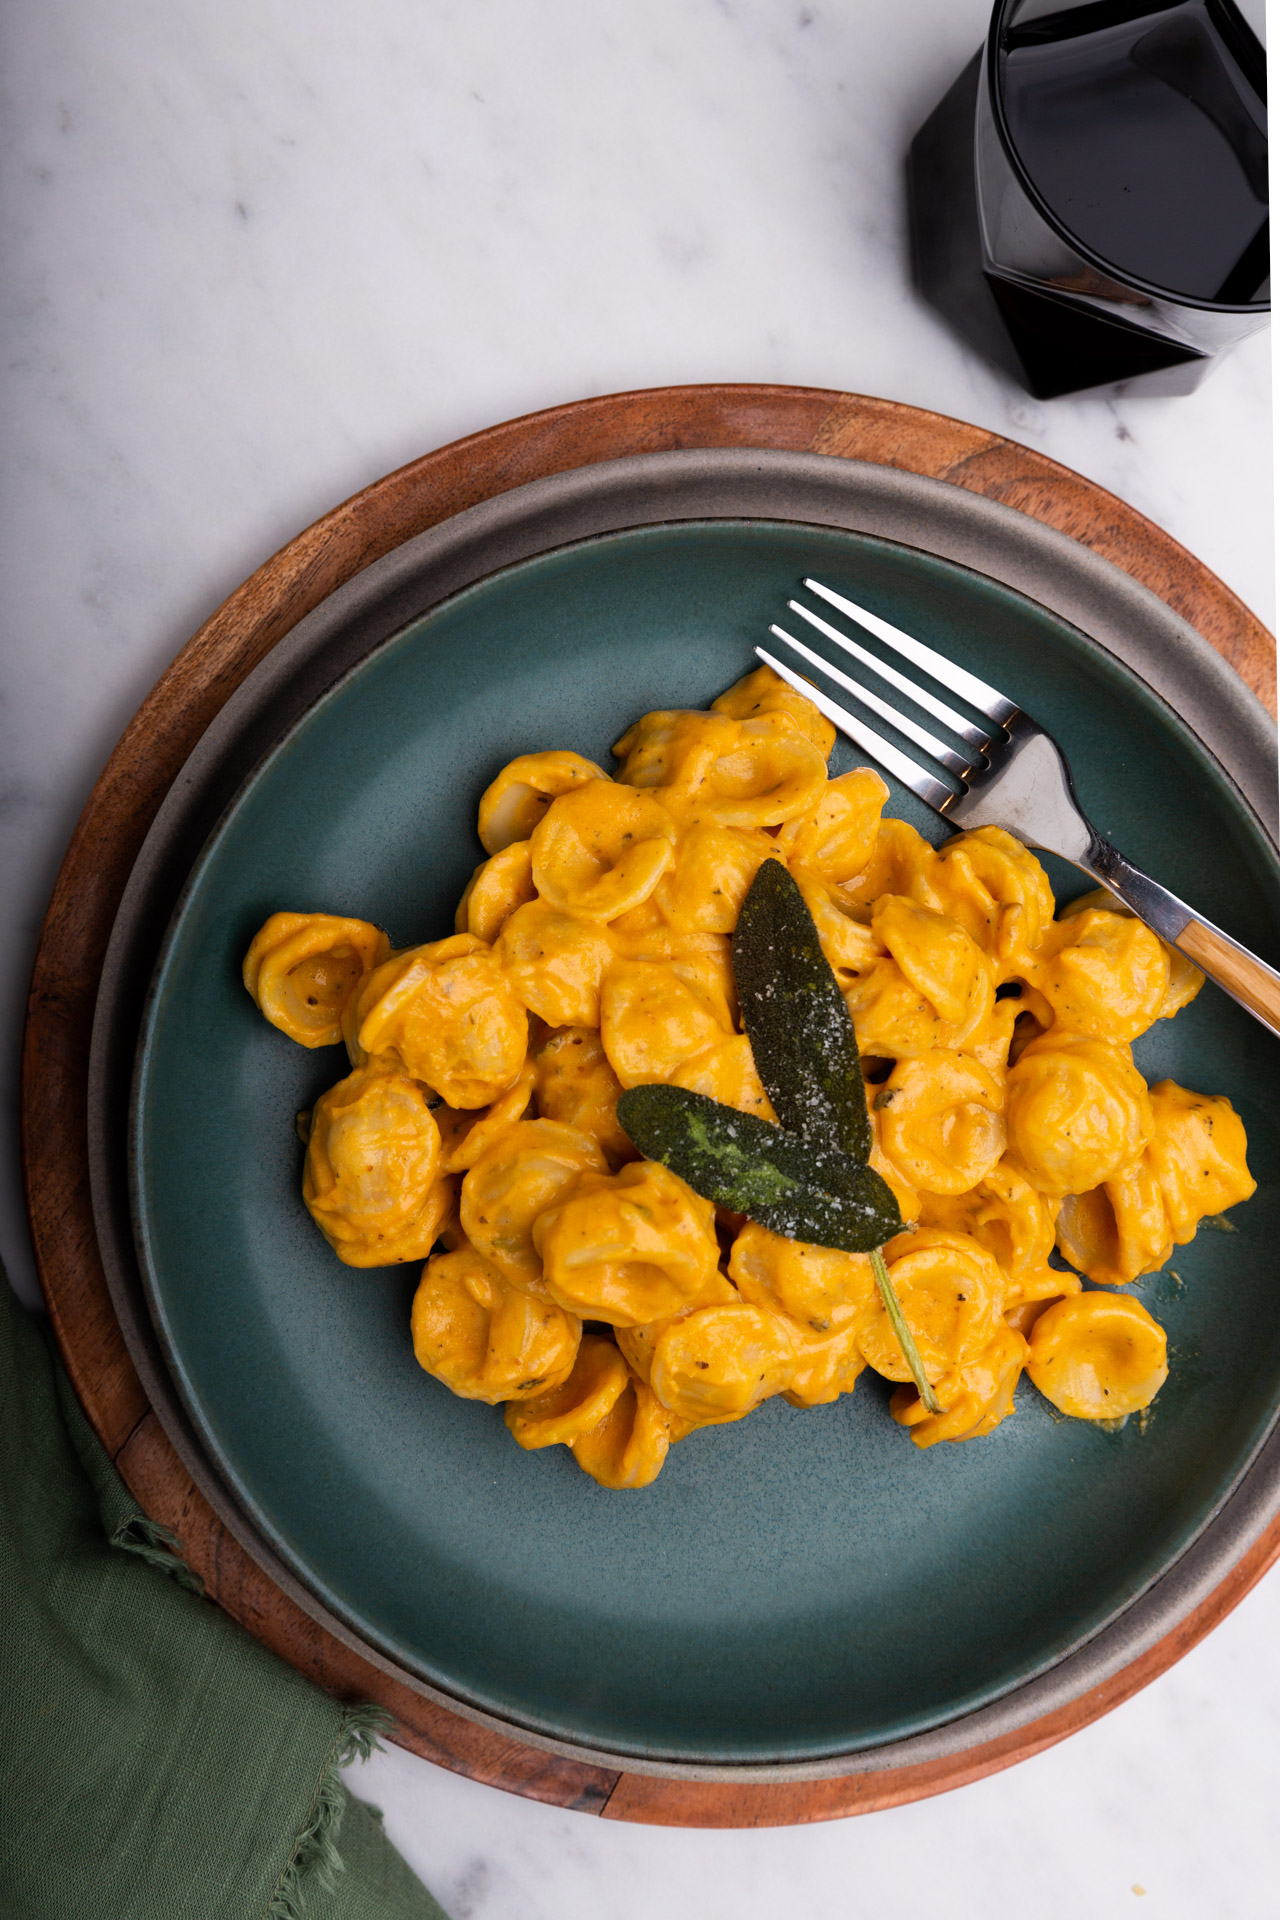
left=23, top=385, right=1279, bottom=1825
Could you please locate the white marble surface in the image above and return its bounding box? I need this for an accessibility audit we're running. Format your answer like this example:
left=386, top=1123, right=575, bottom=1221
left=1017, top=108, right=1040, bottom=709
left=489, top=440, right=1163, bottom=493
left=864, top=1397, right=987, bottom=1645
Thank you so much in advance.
left=1, top=1, right=1275, bottom=1913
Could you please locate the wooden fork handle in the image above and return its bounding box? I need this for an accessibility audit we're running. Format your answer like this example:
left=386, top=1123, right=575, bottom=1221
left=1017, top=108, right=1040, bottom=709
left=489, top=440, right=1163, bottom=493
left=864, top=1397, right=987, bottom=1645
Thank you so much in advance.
left=1084, top=840, right=1280, bottom=1043
left=1175, top=919, right=1280, bottom=1038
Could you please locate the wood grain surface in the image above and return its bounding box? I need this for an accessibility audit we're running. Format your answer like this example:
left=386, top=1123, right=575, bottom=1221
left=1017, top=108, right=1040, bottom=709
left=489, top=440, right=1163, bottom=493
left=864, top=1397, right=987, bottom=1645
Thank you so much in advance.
left=1177, top=919, right=1280, bottom=1033
left=20, top=384, right=1279, bottom=1827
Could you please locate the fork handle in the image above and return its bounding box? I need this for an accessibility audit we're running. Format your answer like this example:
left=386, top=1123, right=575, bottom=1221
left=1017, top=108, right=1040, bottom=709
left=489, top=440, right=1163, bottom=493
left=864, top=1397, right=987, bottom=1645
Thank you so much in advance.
left=1174, top=921, right=1280, bottom=1036
left=1086, top=840, right=1280, bottom=1041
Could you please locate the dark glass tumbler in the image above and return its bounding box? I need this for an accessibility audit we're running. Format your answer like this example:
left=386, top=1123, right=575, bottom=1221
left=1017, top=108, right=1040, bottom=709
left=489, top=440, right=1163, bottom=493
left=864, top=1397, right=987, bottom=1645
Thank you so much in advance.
left=909, top=0, right=1269, bottom=399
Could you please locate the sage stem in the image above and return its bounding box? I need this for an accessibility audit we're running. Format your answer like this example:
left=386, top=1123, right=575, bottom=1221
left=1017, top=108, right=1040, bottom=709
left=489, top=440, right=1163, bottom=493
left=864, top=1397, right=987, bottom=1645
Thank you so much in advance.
left=870, top=1245, right=941, bottom=1416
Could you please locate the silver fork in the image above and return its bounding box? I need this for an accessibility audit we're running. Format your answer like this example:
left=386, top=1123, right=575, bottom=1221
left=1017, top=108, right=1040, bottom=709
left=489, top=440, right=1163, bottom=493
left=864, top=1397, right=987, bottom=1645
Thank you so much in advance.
left=760, top=576, right=1280, bottom=1041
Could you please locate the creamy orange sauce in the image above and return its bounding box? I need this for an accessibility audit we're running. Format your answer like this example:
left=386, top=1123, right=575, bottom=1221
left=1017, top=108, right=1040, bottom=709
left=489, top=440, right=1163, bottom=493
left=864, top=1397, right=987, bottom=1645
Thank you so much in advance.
left=244, top=663, right=1254, bottom=1480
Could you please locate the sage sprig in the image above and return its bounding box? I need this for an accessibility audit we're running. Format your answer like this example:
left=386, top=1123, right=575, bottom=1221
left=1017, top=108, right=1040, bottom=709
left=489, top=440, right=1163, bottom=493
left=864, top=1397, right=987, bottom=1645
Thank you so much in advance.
left=616, top=861, right=941, bottom=1416
left=734, top=858, right=872, bottom=1162
left=616, top=1083, right=902, bottom=1252
left=870, top=1247, right=938, bottom=1415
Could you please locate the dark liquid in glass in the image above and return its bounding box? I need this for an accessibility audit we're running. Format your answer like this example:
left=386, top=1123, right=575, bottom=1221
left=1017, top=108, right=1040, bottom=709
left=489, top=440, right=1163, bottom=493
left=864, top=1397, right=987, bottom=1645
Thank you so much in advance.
left=908, top=0, right=1269, bottom=398
left=1000, top=0, right=1268, bottom=304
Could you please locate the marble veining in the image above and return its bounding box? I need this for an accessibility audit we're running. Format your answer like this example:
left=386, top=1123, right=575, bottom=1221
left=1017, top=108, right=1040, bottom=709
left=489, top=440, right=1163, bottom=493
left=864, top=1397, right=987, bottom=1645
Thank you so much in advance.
left=1, top=1, right=1274, bottom=1911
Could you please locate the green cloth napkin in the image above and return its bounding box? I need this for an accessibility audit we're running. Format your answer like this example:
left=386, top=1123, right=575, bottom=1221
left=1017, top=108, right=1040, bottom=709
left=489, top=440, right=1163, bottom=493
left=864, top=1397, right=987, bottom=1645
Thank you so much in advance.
left=0, top=1273, right=448, bottom=1920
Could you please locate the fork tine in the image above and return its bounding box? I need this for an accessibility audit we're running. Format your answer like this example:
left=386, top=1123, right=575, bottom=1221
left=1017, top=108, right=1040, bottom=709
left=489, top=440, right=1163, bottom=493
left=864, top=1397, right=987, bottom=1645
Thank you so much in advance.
left=787, top=601, right=990, bottom=749
left=803, top=578, right=1019, bottom=727
left=755, top=646, right=956, bottom=812
left=769, top=624, right=977, bottom=777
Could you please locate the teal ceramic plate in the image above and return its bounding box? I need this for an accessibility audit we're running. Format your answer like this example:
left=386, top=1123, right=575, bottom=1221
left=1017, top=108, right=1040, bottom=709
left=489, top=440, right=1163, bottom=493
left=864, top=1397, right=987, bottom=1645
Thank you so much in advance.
left=131, top=518, right=1280, bottom=1765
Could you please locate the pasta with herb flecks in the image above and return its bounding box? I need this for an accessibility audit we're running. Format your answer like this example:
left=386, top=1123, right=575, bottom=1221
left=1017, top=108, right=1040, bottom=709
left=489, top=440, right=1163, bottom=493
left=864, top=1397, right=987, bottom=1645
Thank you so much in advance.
left=244, top=663, right=1254, bottom=1483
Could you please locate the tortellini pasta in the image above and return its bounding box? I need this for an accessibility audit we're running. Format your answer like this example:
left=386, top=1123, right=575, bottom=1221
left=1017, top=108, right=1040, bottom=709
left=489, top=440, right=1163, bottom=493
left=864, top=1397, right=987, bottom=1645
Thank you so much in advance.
left=1055, top=1160, right=1173, bottom=1292
left=504, top=1334, right=631, bottom=1448
left=890, top=1324, right=1028, bottom=1448
left=612, top=707, right=741, bottom=796
left=614, top=706, right=829, bottom=829
left=780, top=1314, right=870, bottom=1408
left=858, top=1229, right=1006, bottom=1383
left=775, top=768, right=888, bottom=883
left=792, top=871, right=881, bottom=978
left=1056, top=888, right=1205, bottom=1020
left=727, top=1220, right=877, bottom=1329
left=871, top=897, right=995, bottom=1037
left=711, top=661, right=838, bottom=756
left=931, top=826, right=1057, bottom=968
left=245, top=662, right=1251, bottom=1486
left=410, top=1245, right=581, bottom=1403
left=648, top=1300, right=798, bottom=1426
left=530, top=780, right=676, bottom=920
left=599, top=955, right=736, bottom=1089
left=455, top=842, right=537, bottom=944
left=1025, top=908, right=1171, bottom=1042
left=567, top=1368, right=681, bottom=1490
left=459, top=1118, right=606, bottom=1293
left=842, top=895, right=999, bottom=1060
left=836, top=817, right=944, bottom=919
left=1005, top=1031, right=1153, bottom=1195
left=918, top=1159, right=1056, bottom=1275
left=351, top=934, right=528, bottom=1108
left=726, top=1224, right=872, bottom=1407
left=302, top=1065, right=451, bottom=1266
left=533, top=1160, right=730, bottom=1326
left=433, top=1063, right=536, bottom=1175
left=495, top=900, right=616, bottom=1027
left=667, top=1031, right=776, bottom=1120
left=477, top=749, right=609, bottom=854
left=1143, top=1080, right=1255, bottom=1239
left=1055, top=1079, right=1254, bottom=1287
left=528, top=1024, right=632, bottom=1163
left=874, top=1051, right=1006, bottom=1196
left=1026, top=1292, right=1169, bottom=1420
left=1001, top=1264, right=1082, bottom=1339
left=654, top=821, right=782, bottom=933
left=244, top=912, right=389, bottom=1047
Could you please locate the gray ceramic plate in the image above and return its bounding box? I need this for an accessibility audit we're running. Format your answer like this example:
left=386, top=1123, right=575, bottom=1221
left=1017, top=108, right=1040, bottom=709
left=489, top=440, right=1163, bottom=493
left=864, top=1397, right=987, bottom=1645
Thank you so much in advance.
left=93, top=452, right=1280, bottom=1778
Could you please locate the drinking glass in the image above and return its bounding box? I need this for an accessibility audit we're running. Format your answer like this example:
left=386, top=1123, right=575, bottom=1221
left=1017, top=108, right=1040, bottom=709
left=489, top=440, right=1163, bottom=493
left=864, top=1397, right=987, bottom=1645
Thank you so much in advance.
left=909, top=0, right=1269, bottom=398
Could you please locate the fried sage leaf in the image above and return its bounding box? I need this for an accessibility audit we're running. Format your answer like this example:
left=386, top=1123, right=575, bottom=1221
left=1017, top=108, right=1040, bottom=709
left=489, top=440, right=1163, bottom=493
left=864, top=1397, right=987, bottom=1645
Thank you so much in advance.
left=616, top=1084, right=903, bottom=1253
left=733, top=860, right=872, bottom=1162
